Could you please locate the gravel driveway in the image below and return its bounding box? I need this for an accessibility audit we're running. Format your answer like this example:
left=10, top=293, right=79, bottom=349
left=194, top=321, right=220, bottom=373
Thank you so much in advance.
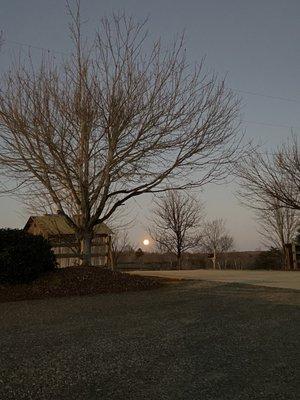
left=130, top=269, right=300, bottom=290
left=1, top=281, right=299, bottom=399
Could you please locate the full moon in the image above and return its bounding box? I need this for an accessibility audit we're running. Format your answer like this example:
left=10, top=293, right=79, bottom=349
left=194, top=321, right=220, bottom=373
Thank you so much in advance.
left=143, top=239, right=150, bottom=246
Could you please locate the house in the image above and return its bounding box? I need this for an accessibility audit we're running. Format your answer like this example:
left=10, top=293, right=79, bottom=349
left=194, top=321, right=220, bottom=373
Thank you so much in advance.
left=24, top=214, right=113, bottom=268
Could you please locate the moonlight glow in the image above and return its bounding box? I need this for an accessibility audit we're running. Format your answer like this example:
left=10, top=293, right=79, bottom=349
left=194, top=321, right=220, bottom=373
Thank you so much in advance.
left=143, top=239, right=150, bottom=246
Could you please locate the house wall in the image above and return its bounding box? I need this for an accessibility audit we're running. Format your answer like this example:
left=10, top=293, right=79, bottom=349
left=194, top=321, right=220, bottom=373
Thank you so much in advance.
left=25, top=218, right=112, bottom=267
left=26, top=221, right=49, bottom=238
left=50, top=234, right=111, bottom=267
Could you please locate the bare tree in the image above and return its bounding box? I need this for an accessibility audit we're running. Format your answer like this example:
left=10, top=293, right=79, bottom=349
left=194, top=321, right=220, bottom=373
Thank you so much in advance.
left=111, top=230, right=133, bottom=270
left=236, top=135, right=299, bottom=268
left=107, top=204, right=135, bottom=270
left=253, top=202, right=298, bottom=269
left=257, top=205, right=298, bottom=249
left=237, top=134, right=300, bottom=211
left=0, top=3, right=241, bottom=266
left=295, top=227, right=300, bottom=244
left=149, top=190, right=204, bottom=269
left=201, top=218, right=234, bottom=269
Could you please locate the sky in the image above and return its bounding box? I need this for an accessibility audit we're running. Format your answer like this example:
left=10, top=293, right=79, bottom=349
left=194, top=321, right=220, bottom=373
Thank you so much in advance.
left=0, top=0, right=299, bottom=250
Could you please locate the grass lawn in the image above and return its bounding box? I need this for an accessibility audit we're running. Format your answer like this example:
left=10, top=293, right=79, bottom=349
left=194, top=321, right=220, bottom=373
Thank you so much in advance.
left=0, top=267, right=161, bottom=303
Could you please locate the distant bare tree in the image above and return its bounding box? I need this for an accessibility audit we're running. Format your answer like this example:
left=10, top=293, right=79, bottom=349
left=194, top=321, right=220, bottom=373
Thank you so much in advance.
left=111, top=230, right=133, bottom=270
left=149, top=190, right=204, bottom=269
left=201, top=219, right=234, bottom=269
left=255, top=202, right=298, bottom=269
left=257, top=205, right=298, bottom=249
left=295, top=227, right=300, bottom=244
left=236, top=134, right=299, bottom=268
left=237, top=134, right=300, bottom=211
left=0, top=3, right=241, bottom=266
left=107, top=205, right=135, bottom=270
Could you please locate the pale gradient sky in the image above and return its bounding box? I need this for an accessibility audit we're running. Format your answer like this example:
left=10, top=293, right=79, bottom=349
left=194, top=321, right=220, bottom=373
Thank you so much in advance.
left=0, top=0, right=299, bottom=250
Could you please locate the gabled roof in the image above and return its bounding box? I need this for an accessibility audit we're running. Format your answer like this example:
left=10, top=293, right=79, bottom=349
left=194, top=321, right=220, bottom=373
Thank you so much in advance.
left=24, top=215, right=112, bottom=236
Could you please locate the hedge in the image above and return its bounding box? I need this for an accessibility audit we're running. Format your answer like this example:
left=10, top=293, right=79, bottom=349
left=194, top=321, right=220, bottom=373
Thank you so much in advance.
left=0, top=229, right=56, bottom=283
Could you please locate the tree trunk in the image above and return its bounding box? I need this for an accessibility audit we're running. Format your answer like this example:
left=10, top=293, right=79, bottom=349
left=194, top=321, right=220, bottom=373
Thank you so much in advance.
left=110, top=250, right=116, bottom=270
left=80, top=231, right=92, bottom=267
left=108, top=236, right=114, bottom=270
left=282, top=245, right=290, bottom=270
left=212, top=249, right=217, bottom=269
left=111, top=255, right=116, bottom=271
left=177, top=253, right=182, bottom=270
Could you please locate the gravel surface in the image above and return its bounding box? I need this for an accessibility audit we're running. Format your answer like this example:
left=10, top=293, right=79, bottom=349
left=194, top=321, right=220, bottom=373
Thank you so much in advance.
left=129, top=269, right=300, bottom=290
left=0, top=281, right=299, bottom=399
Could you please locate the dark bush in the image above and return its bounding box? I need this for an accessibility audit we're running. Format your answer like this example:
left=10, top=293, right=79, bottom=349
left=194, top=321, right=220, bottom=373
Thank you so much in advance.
left=0, top=229, right=56, bottom=283
left=252, top=248, right=283, bottom=270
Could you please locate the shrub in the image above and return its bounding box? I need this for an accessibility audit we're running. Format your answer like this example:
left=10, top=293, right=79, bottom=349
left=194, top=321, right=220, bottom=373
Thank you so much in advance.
left=0, top=229, right=56, bottom=283
left=252, top=248, right=283, bottom=270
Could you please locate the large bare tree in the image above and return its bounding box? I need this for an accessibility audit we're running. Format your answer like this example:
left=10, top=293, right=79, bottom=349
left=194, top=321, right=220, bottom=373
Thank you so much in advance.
left=237, top=134, right=299, bottom=211
left=0, top=4, right=241, bottom=266
left=201, top=218, right=234, bottom=269
left=149, top=190, right=204, bottom=269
